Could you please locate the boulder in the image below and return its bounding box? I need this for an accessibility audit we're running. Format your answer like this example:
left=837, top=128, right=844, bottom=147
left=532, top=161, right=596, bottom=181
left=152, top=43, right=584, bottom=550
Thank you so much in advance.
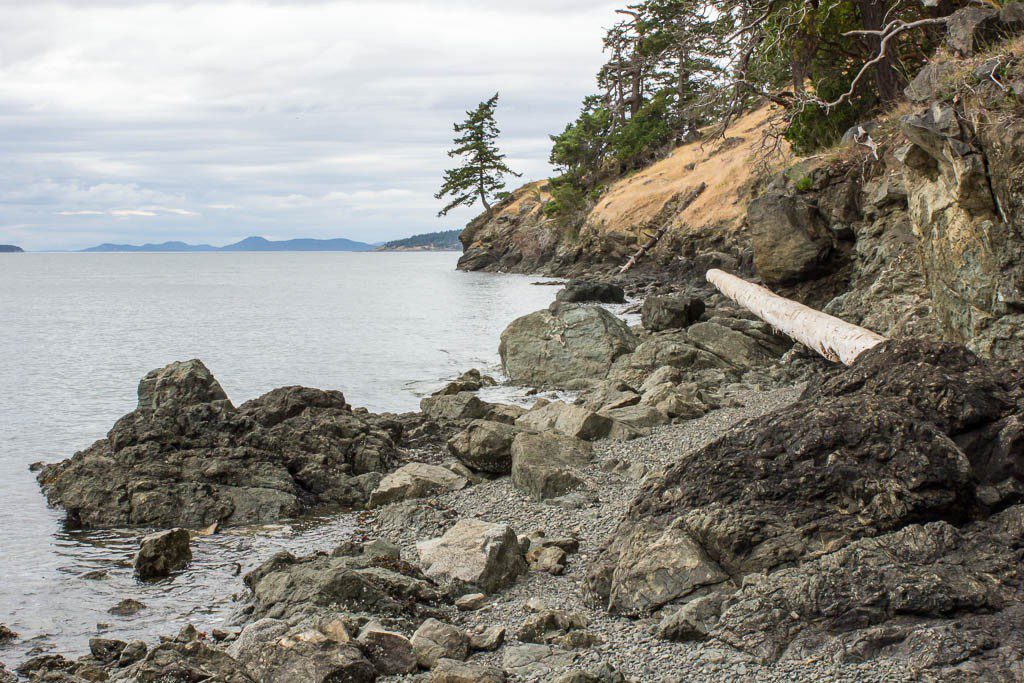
left=227, top=620, right=375, bottom=683
left=502, top=644, right=575, bottom=678
left=555, top=280, right=625, bottom=304
left=447, top=420, right=517, bottom=474
left=515, top=401, right=612, bottom=441
left=511, top=431, right=593, bottom=501
left=411, top=619, right=469, bottom=669
left=598, top=404, right=670, bottom=431
left=656, top=593, right=727, bottom=642
left=37, top=360, right=400, bottom=529
left=640, top=382, right=707, bottom=419
left=109, top=598, right=146, bottom=616
left=455, top=593, right=487, bottom=611
left=0, top=624, right=16, bottom=643
left=417, top=518, right=527, bottom=593
left=746, top=187, right=832, bottom=284
left=518, top=610, right=591, bottom=646
left=356, top=622, right=416, bottom=675
left=945, top=6, right=1000, bottom=56
left=485, top=403, right=527, bottom=425
left=499, top=304, right=637, bottom=387
left=468, top=625, right=505, bottom=651
left=113, top=640, right=254, bottom=683
left=420, top=392, right=490, bottom=421
left=577, top=380, right=640, bottom=413
left=429, top=659, right=507, bottom=683
left=641, top=295, right=705, bottom=332
left=367, top=462, right=469, bottom=509
left=89, top=637, right=127, bottom=664
left=550, top=663, right=626, bottom=683
left=134, top=528, right=192, bottom=579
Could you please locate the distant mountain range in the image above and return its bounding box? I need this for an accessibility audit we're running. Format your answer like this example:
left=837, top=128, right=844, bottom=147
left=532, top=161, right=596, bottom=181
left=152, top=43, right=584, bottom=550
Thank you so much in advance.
left=0, top=244, right=24, bottom=253
left=379, top=229, right=462, bottom=251
left=81, top=236, right=375, bottom=253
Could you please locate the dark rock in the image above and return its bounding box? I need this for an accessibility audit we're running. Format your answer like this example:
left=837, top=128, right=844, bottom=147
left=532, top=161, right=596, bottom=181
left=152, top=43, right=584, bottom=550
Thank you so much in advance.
left=37, top=360, right=399, bottom=529
left=657, top=593, right=727, bottom=642
left=904, top=61, right=957, bottom=102
left=0, top=625, right=15, bottom=643
left=433, top=369, right=497, bottom=396
left=108, top=598, right=146, bottom=616
left=89, top=637, right=127, bottom=664
left=945, top=6, right=1000, bottom=57
left=16, top=655, right=74, bottom=679
left=641, top=295, right=705, bottom=332
left=499, top=304, right=637, bottom=387
left=134, top=528, right=191, bottom=579
left=420, top=392, right=490, bottom=422
left=746, top=186, right=832, bottom=284
left=555, top=280, right=626, bottom=304
left=447, top=420, right=517, bottom=474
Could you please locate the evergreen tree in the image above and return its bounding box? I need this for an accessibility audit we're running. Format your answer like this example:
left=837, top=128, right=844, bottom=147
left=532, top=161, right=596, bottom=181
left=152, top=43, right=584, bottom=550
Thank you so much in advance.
left=435, top=93, right=520, bottom=216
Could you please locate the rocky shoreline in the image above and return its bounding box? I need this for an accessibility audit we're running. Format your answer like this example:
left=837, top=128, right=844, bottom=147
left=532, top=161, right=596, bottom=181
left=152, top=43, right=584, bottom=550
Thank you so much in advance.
left=5, top=271, right=1024, bottom=683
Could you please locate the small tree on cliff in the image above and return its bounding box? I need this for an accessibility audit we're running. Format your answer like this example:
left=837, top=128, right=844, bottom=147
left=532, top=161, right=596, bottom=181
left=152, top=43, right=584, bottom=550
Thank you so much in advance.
left=436, top=93, right=520, bottom=216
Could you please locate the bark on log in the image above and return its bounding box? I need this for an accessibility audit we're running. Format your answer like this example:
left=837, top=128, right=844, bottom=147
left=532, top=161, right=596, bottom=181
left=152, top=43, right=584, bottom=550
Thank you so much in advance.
left=619, top=182, right=706, bottom=274
left=706, top=269, right=886, bottom=365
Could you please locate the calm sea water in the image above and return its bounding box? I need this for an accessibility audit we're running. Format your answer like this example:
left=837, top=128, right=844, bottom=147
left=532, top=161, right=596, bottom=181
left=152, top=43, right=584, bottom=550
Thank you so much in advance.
left=0, top=251, right=560, bottom=663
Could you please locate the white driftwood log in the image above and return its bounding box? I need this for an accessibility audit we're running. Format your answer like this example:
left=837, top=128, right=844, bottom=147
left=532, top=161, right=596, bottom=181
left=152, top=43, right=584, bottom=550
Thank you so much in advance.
left=706, top=269, right=886, bottom=365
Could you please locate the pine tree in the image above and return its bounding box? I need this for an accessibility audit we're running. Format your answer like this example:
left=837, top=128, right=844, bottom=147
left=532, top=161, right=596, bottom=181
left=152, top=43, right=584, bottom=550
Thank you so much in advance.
left=435, top=93, right=520, bottom=216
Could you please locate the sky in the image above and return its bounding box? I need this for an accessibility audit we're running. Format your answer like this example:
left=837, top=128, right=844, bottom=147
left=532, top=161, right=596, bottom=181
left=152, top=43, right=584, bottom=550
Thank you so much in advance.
left=0, top=0, right=620, bottom=251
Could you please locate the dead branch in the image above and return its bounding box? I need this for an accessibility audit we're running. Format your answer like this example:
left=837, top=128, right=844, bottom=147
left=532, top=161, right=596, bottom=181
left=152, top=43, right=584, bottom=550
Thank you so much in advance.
left=619, top=183, right=706, bottom=274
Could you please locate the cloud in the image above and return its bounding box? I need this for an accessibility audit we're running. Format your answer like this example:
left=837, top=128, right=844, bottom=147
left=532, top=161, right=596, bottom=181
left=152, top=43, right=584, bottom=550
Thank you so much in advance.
left=0, top=0, right=620, bottom=250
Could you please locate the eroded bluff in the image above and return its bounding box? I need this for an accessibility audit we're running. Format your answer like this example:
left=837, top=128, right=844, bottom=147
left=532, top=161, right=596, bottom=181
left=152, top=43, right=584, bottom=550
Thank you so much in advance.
left=37, top=359, right=400, bottom=529
left=588, top=340, right=1024, bottom=679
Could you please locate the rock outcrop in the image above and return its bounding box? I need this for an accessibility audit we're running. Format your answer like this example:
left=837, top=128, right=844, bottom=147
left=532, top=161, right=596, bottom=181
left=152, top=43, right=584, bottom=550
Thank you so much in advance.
left=37, top=360, right=400, bottom=529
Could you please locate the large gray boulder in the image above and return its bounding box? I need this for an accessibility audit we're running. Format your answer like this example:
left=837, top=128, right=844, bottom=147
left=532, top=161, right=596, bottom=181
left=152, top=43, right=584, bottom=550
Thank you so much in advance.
left=447, top=420, right=518, bottom=474
left=499, top=304, right=637, bottom=387
left=511, top=431, right=593, bottom=501
left=134, top=528, right=192, bottom=579
left=228, top=618, right=376, bottom=683
left=515, top=401, right=612, bottom=441
left=37, top=360, right=400, bottom=529
left=367, top=463, right=469, bottom=509
left=746, top=187, right=832, bottom=284
left=417, top=518, right=527, bottom=593
left=420, top=391, right=490, bottom=421
left=411, top=619, right=469, bottom=669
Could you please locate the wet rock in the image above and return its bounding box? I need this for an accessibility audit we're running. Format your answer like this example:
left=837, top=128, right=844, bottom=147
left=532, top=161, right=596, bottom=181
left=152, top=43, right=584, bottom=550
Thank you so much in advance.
left=411, top=619, right=469, bottom=669
left=16, top=655, right=74, bottom=680
left=641, top=295, right=705, bottom=332
left=360, top=538, right=401, bottom=561
left=417, top=519, right=526, bottom=593
left=356, top=622, right=416, bottom=675
left=515, top=401, right=612, bottom=441
left=134, top=528, right=191, bottom=579
left=499, top=304, right=637, bottom=387
left=89, top=637, right=127, bottom=664
left=746, top=185, right=832, bottom=284
left=429, top=658, right=507, bottom=683
left=502, top=644, right=575, bottom=678
left=0, top=664, right=14, bottom=683
left=447, top=420, right=517, bottom=474
left=108, top=599, right=146, bottom=616
left=433, top=369, right=497, bottom=395
left=511, top=431, right=593, bottom=501
left=555, top=280, right=625, bottom=304
left=0, top=625, right=15, bottom=643
left=242, top=549, right=443, bottom=621
left=367, top=462, right=469, bottom=509
left=37, top=360, right=399, bottom=529
left=420, top=391, right=490, bottom=422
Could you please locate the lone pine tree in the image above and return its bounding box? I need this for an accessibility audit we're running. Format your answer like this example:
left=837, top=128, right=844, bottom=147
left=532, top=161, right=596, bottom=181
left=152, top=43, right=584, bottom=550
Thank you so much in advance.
left=436, top=93, right=520, bottom=216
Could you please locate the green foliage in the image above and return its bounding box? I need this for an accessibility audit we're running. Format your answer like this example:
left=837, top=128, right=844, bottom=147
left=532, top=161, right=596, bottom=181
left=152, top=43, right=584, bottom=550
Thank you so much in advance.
left=608, top=93, right=677, bottom=170
left=435, top=93, right=520, bottom=216
left=382, top=229, right=462, bottom=250
left=793, top=175, right=813, bottom=192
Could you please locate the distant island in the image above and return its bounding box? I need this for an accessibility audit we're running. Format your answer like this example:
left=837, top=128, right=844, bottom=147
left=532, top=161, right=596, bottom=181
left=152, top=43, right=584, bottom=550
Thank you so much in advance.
left=378, top=229, right=462, bottom=251
left=81, top=236, right=374, bottom=253
left=0, top=244, right=24, bottom=253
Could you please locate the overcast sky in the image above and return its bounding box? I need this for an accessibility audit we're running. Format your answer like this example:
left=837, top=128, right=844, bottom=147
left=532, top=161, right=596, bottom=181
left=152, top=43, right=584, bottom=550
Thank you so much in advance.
left=0, top=0, right=619, bottom=251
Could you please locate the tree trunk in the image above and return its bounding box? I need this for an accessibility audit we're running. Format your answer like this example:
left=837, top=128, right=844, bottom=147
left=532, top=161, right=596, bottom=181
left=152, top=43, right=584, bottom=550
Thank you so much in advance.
left=706, top=269, right=886, bottom=365
left=857, top=0, right=902, bottom=103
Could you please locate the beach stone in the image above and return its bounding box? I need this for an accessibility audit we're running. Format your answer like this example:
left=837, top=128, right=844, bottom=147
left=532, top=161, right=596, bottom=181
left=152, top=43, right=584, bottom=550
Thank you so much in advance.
left=555, top=280, right=625, bottom=304
left=527, top=545, right=568, bottom=574
left=455, top=593, right=487, bottom=611
left=360, top=538, right=401, bottom=560
left=411, top=619, right=469, bottom=669
left=356, top=622, right=416, bottom=675
left=433, top=369, right=496, bottom=395
left=518, top=609, right=589, bottom=644
left=502, top=644, right=575, bottom=678
left=0, top=664, right=14, bottom=683
left=417, top=518, right=526, bottom=593
left=499, top=304, right=637, bottom=387
left=89, top=637, right=127, bottom=664
left=429, top=658, right=507, bottom=683
left=108, top=598, right=146, bottom=616
left=37, top=360, right=400, bottom=529
left=639, top=382, right=707, bottom=419
left=0, top=625, right=16, bottom=643
left=485, top=403, right=527, bottom=425
left=134, top=528, right=192, bottom=579
left=551, top=662, right=626, bottom=683
left=447, top=419, right=517, bottom=474
left=469, top=625, right=505, bottom=651
left=657, top=593, right=727, bottom=642
left=420, top=391, right=490, bottom=421
left=511, top=431, right=593, bottom=501
left=515, top=401, right=612, bottom=441
left=598, top=404, right=669, bottom=430
left=641, top=295, right=705, bottom=331
left=367, top=462, right=469, bottom=509
left=577, top=380, right=640, bottom=413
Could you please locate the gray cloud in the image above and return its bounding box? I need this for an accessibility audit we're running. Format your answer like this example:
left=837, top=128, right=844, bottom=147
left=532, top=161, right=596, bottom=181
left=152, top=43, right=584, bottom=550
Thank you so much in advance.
left=0, top=0, right=619, bottom=250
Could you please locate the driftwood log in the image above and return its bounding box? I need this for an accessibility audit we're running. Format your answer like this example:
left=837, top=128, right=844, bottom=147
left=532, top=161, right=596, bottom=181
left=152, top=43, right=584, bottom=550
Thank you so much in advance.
left=619, top=182, right=706, bottom=274
left=706, top=269, right=885, bottom=365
